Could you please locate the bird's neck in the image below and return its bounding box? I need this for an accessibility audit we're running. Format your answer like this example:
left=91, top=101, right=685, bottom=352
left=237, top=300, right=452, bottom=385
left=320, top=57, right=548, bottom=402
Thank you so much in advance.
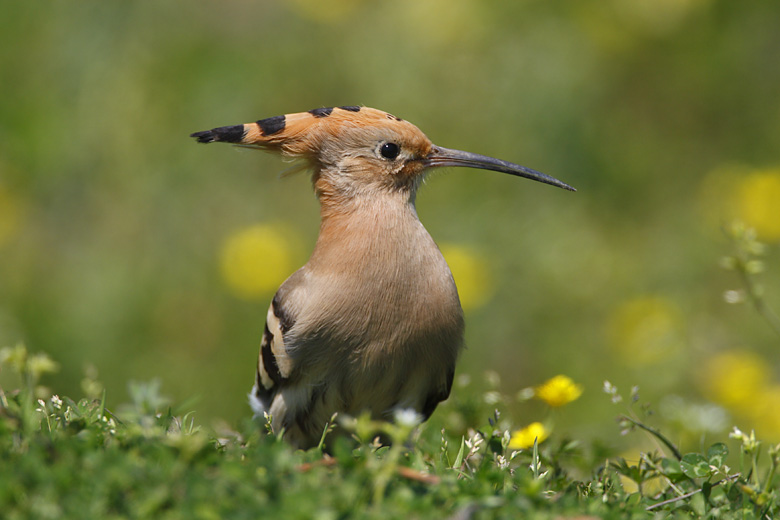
left=308, top=190, right=438, bottom=275
left=313, top=165, right=420, bottom=222
left=318, top=191, right=420, bottom=240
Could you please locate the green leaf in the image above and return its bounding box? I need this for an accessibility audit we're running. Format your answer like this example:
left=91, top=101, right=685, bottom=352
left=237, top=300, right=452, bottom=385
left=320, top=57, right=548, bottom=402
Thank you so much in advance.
left=707, top=443, right=728, bottom=467
left=690, top=490, right=707, bottom=516
left=702, top=481, right=712, bottom=501
left=660, top=458, right=683, bottom=479
left=681, top=453, right=712, bottom=479
left=452, top=436, right=465, bottom=469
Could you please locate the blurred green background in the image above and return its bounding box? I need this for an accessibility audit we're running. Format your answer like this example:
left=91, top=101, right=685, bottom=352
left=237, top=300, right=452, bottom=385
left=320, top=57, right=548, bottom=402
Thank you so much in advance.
left=2, top=0, right=779, bottom=449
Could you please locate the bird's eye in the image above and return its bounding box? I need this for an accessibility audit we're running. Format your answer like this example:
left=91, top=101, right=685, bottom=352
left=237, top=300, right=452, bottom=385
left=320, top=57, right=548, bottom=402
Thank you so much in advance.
left=379, top=142, right=401, bottom=160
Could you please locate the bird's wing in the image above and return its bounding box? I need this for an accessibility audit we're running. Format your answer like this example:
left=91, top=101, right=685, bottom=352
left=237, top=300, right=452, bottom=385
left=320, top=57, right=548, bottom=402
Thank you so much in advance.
left=249, top=279, right=337, bottom=448
left=251, top=292, right=296, bottom=414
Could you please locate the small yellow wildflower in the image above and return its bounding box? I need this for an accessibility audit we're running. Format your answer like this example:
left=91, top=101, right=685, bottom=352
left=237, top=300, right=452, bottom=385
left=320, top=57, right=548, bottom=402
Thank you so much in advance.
left=700, top=350, right=770, bottom=410
left=535, top=375, right=583, bottom=407
left=751, top=385, right=780, bottom=441
left=439, top=243, right=494, bottom=311
left=736, top=169, right=780, bottom=241
left=697, top=166, right=780, bottom=241
left=219, top=223, right=299, bottom=301
left=509, top=422, right=549, bottom=450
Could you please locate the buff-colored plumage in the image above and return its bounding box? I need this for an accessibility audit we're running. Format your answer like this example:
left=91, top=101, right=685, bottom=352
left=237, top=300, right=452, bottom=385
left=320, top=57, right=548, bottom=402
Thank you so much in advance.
left=192, top=106, right=574, bottom=448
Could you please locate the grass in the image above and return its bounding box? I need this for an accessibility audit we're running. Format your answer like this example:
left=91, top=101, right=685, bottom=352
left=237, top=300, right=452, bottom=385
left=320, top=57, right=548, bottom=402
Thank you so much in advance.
left=1, top=223, right=778, bottom=519
left=1, top=341, right=778, bottom=519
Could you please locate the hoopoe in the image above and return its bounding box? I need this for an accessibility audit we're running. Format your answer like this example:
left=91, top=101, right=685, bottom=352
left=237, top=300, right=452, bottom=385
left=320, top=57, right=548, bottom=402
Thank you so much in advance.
left=191, top=106, right=574, bottom=449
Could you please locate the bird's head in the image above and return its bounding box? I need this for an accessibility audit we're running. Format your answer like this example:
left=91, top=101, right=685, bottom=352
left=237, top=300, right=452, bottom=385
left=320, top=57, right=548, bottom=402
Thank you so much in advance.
left=191, top=106, right=574, bottom=204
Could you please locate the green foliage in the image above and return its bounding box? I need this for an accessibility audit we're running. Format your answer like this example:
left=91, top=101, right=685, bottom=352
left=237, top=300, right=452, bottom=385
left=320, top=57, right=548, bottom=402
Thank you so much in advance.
left=605, top=383, right=778, bottom=518
left=2, top=345, right=778, bottom=519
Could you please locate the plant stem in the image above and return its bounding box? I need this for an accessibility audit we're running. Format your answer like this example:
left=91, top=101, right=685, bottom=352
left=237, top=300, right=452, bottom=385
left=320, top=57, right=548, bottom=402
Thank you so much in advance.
left=620, top=415, right=682, bottom=461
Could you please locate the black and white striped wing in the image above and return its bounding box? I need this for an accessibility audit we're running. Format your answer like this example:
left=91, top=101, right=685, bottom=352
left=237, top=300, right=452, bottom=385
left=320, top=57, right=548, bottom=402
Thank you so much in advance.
left=250, top=293, right=295, bottom=415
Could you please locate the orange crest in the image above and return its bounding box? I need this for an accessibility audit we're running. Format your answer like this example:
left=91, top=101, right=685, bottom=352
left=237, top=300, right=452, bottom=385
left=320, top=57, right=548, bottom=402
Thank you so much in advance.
left=191, top=106, right=414, bottom=158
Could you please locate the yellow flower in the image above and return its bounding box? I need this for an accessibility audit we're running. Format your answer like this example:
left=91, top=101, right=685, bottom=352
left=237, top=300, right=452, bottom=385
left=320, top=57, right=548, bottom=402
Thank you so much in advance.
left=697, top=166, right=780, bottom=241
left=439, top=243, right=495, bottom=311
left=219, top=223, right=300, bottom=301
left=700, top=350, right=770, bottom=410
left=509, top=422, right=549, bottom=450
left=736, top=169, right=780, bottom=241
left=607, top=296, right=684, bottom=365
left=750, top=385, right=780, bottom=441
left=535, top=375, right=583, bottom=407
left=699, top=351, right=780, bottom=441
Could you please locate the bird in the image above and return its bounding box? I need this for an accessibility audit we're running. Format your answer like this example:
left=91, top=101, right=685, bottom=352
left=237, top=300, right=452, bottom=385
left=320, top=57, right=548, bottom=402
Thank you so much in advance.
left=191, top=106, right=574, bottom=449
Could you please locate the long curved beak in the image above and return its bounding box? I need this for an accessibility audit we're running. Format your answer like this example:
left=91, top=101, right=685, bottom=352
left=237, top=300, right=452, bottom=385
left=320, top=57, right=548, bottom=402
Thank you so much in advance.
left=423, top=146, right=576, bottom=192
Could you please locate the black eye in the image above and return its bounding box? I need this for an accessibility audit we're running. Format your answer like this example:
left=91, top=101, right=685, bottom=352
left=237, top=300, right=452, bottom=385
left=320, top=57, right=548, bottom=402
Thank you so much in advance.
left=380, top=142, right=400, bottom=160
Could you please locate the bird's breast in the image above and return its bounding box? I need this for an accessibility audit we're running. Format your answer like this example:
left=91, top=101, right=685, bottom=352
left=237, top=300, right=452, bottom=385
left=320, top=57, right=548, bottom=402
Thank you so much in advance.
left=299, top=206, right=465, bottom=366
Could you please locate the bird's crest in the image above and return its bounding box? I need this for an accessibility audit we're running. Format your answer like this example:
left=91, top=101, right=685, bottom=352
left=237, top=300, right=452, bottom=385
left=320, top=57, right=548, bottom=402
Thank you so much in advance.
left=191, top=105, right=409, bottom=158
